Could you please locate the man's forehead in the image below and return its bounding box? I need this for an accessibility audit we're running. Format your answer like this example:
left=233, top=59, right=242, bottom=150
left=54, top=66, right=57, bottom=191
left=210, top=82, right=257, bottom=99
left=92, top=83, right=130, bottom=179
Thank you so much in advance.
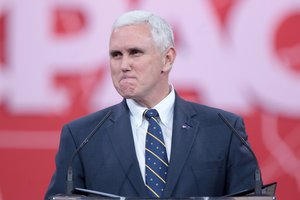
left=109, top=27, right=154, bottom=50
left=112, top=23, right=150, bottom=32
left=110, top=23, right=152, bottom=39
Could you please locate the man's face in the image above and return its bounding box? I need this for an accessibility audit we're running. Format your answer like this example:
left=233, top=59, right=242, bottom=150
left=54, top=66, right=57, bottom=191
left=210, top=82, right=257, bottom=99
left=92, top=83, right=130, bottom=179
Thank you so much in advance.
left=109, top=24, right=173, bottom=106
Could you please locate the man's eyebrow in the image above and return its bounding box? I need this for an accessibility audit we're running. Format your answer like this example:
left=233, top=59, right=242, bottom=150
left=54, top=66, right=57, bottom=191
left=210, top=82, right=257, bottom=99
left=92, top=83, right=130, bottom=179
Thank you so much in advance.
left=109, top=50, right=121, bottom=55
left=128, top=47, right=144, bottom=52
left=109, top=47, right=144, bottom=55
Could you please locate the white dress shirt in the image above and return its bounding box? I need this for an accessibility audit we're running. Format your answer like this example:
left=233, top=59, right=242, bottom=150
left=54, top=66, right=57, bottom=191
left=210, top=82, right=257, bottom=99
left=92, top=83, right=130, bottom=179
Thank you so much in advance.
left=126, top=87, right=175, bottom=183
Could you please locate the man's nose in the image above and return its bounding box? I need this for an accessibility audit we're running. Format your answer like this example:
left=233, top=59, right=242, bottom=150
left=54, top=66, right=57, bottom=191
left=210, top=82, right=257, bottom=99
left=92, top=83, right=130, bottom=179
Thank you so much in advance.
left=120, top=56, right=132, bottom=71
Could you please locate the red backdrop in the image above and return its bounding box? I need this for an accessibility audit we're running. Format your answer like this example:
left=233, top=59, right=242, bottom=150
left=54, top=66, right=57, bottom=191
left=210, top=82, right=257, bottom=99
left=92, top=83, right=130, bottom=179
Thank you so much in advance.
left=0, top=0, right=300, bottom=200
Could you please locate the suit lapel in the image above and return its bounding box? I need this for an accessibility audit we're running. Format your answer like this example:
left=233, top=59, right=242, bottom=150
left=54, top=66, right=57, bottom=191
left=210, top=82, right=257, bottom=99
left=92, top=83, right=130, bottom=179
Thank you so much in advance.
left=163, top=96, right=199, bottom=197
left=108, top=101, right=147, bottom=197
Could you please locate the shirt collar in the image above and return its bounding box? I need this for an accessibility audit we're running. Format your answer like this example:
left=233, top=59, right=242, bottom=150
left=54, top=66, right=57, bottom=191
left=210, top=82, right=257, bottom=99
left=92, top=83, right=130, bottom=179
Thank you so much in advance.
left=126, top=85, right=175, bottom=127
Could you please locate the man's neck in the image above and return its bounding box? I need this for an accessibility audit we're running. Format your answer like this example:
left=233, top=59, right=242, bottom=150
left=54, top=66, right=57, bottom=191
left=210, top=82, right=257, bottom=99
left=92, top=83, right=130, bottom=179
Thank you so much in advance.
left=133, top=85, right=172, bottom=108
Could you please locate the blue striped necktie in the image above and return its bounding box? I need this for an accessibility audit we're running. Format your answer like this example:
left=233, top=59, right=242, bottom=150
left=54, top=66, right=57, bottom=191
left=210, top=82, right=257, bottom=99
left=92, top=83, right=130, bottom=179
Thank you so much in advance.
left=144, top=109, right=168, bottom=198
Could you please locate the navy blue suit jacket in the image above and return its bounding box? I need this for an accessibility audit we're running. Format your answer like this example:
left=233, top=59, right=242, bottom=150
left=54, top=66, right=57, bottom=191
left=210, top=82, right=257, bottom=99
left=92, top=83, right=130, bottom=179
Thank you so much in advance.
left=45, top=94, right=256, bottom=199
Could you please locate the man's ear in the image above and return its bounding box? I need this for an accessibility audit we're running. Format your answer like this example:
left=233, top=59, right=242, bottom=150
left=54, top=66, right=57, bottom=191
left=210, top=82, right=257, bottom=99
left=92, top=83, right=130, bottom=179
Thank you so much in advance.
left=162, top=47, right=176, bottom=73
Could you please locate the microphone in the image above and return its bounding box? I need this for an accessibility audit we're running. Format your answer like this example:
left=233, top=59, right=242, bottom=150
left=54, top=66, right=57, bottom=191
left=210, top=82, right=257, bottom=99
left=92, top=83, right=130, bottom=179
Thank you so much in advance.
left=66, top=111, right=112, bottom=195
left=217, top=113, right=262, bottom=195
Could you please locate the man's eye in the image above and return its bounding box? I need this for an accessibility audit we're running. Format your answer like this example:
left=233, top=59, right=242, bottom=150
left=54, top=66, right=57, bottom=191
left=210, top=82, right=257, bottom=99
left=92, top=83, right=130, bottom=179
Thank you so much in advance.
left=110, top=52, right=122, bottom=59
left=130, top=49, right=143, bottom=56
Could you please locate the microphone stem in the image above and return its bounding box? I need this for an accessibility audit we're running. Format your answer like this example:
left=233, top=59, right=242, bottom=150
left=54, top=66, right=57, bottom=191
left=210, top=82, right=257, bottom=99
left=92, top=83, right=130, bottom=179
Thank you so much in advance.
left=218, top=113, right=263, bottom=196
left=65, top=111, right=112, bottom=195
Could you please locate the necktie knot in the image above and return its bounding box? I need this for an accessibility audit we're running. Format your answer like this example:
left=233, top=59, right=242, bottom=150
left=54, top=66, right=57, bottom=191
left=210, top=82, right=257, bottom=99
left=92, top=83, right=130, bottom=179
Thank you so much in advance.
left=144, top=109, right=159, bottom=121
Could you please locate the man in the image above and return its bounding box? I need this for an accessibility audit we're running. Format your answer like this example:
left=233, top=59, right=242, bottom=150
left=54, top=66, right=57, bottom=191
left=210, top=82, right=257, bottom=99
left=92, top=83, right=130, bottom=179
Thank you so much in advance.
left=45, top=10, right=257, bottom=199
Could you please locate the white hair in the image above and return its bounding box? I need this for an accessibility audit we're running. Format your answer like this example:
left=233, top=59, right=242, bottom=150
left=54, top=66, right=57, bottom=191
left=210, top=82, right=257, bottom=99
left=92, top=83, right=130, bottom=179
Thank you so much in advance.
left=112, top=10, right=175, bottom=52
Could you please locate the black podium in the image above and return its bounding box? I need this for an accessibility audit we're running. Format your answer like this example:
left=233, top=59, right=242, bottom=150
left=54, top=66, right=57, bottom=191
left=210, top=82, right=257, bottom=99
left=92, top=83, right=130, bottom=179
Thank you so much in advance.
left=51, top=196, right=276, bottom=200
left=50, top=182, right=277, bottom=200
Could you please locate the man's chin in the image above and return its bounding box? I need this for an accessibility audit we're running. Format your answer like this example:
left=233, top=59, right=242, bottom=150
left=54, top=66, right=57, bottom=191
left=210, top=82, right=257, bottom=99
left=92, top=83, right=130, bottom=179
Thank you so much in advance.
left=117, top=88, right=141, bottom=100
left=119, top=92, right=136, bottom=99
